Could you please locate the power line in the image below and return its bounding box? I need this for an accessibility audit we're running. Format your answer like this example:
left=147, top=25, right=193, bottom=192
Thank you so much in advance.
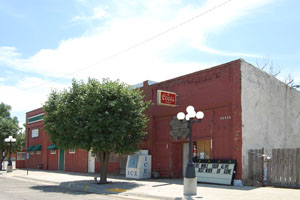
left=23, top=0, right=232, bottom=91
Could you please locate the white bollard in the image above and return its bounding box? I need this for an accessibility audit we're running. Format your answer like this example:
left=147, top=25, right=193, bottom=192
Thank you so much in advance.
left=183, top=177, right=197, bottom=196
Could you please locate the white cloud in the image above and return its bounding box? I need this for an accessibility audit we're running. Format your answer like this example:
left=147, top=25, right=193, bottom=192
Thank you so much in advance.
left=0, top=77, right=69, bottom=112
left=0, top=0, right=272, bottom=83
left=72, top=7, right=108, bottom=22
left=193, top=44, right=263, bottom=58
left=0, top=0, right=275, bottom=124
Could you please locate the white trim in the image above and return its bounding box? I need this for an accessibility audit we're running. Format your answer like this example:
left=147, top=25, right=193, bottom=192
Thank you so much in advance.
left=69, top=149, right=75, bottom=154
left=17, top=152, right=26, bottom=160
left=28, top=113, right=44, bottom=124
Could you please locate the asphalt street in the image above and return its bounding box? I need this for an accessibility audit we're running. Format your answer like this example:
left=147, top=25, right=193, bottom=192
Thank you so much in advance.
left=0, top=176, right=137, bottom=200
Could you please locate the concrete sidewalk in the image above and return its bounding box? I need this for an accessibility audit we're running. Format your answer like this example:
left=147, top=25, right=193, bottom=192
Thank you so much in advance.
left=1, top=169, right=300, bottom=200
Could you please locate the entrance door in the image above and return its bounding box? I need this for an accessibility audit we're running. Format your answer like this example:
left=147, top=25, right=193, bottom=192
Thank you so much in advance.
left=182, top=139, right=211, bottom=177
left=182, top=143, right=189, bottom=177
left=88, top=150, right=95, bottom=173
left=59, top=149, right=65, bottom=171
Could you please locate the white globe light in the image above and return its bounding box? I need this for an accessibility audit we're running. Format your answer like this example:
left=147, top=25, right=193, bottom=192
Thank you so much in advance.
left=4, top=136, right=16, bottom=142
left=188, top=110, right=196, bottom=118
left=186, top=106, right=195, bottom=114
left=177, top=112, right=185, bottom=120
left=185, top=115, right=190, bottom=121
left=196, top=111, right=204, bottom=119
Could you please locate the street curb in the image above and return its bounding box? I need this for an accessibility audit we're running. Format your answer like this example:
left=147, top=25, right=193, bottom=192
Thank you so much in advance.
left=4, top=173, right=176, bottom=200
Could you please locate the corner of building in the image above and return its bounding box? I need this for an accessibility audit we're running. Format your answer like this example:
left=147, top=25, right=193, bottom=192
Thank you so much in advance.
left=240, top=60, right=300, bottom=182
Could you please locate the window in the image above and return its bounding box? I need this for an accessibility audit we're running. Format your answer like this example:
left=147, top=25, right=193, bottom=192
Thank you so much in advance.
left=30, top=151, right=34, bottom=155
left=69, top=149, right=75, bottom=154
left=50, top=149, right=56, bottom=154
left=36, top=151, right=41, bottom=155
left=17, top=152, right=25, bottom=160
left=32, top=129, right=39, bottom=138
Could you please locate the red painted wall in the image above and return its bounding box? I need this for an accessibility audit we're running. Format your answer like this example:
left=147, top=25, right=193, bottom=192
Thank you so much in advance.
left=141, top=59, right=243, bottom=179
left=95, top=160, right=120, bottom=174
left=25, top=59, right=243, bottom=179
left=47, top=149, right=58, bottom=170
left=26, top=108, right=47, bottom=169
left=65, top=149, right=88, bottom=173
left=26, top=108, right=119, bottom=174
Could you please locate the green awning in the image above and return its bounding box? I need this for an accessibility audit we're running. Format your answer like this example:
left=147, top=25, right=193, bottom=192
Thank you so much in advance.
left=46, top=144, right=58, bottom=150
left=31, top=144, right=42, bottom=151
left=26, top=145, right=35, bottom=151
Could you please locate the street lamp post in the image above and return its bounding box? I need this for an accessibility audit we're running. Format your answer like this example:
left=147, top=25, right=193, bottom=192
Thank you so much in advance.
left=177, top=106, right=204, bottom=196
left=4, top=136, right=16, bottom=172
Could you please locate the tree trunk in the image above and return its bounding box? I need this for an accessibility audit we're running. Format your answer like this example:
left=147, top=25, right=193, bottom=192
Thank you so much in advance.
left=97, top=151, right=110, bottom=183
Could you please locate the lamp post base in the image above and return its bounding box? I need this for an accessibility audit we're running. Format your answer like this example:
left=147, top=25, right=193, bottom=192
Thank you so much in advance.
left=183, top=177, right=197, bottom=196
left=7, top=165, right=13, bottom=172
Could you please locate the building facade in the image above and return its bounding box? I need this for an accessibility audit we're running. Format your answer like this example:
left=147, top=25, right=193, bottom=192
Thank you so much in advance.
left=24, top=59, right=300, bottom=183
left=25, top=108, right=119, bottom=173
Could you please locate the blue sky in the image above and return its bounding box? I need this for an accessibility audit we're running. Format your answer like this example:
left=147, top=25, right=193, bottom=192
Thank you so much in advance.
left=0, top=0, right=299, bottom=128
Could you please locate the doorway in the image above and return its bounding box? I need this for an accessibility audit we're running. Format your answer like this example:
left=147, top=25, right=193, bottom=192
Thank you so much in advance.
left=59, top=149, right=65, bottom=171
left=182, top=143, right=189, bottom=177
left=182, top=139, right=211, bottom=177
left=88, top=150, right=95, bottom=173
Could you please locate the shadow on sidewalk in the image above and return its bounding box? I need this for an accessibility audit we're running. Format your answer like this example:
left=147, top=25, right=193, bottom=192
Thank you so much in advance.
left=21, top=169, right=256, bottom=192
left=30, top=179, right=142, bottom=195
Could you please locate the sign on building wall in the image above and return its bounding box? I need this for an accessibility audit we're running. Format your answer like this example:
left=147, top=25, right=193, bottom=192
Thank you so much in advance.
left=157, top=90, right=177, bottom=107
left=28, top=113, right=44, bottom=124
left=195, top=159, right=236, bottom=185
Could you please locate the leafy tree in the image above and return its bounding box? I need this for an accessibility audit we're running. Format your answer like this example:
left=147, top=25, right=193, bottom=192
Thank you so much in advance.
left=43, top=78, right=151, bottom=183
left=0, top=103, right=21, bottom=170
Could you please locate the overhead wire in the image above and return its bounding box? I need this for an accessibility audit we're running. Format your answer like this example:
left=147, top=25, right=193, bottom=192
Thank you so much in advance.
left=18, top=0, right=232, bottom=91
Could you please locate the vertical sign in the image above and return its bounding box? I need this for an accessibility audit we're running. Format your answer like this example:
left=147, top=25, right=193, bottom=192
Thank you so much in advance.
left=26, top=153, right=29, bottom=175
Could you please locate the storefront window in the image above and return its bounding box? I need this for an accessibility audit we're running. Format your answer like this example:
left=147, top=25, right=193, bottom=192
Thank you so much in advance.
left=17, top=152, right=25, bottom=160
left=69, top=149, right=75, bottom=154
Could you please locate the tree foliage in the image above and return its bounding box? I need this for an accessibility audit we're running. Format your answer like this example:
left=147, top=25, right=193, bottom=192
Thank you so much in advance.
left=43, top=78, right=151, bottom=182
left=0, top=102, right=22, bottom=170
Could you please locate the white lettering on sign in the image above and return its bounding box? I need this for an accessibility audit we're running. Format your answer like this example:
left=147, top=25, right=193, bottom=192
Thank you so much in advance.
left=157, top=90, right=177, bottom=106
left=162, top=93, right=175, bottom=103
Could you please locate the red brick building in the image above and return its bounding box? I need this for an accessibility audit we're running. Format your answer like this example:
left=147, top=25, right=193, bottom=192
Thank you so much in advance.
left=25, top=107, right=119, bottom=173
left=24, top=59, right=300, bottom=183
left=24, top=59, right=241, bottom=178
left=140, top=59, right=242, bottom=179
